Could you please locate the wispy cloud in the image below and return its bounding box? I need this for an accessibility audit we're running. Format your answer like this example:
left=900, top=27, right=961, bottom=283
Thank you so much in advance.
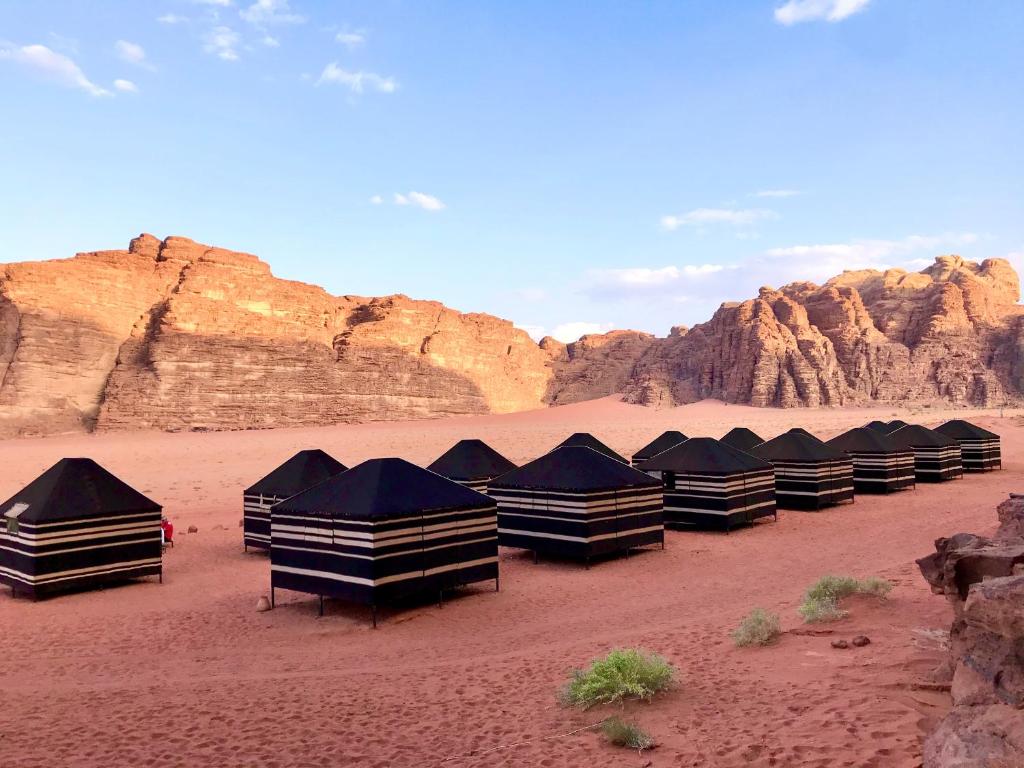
left=317, top=62, right=397, bottom=93
left=394, top=191, right=445, bottom=211
left=369, top=194, right=383, bottom=204
left=774, top=0, right=871, bottom=25
left=193, top=0, right=233, bottom=6
left=583, top=264, right=735, bottom=301
left=203, top=26, right=240, bottom=60
left=661, top=207, right=777, bottom=231
left=0, top=43, right=110, bottom=96
left=157, top=13, right=189, bottom=24
left=241, top=0, right=305, bottom=25
left=113, top=78, right=138, bottom=93
left=515, top=321, right=615, bottom=343
left=336, top=29, right=366, bottom=49
left=764, top=233, right=979, bottom=271
left=115, top=40, right=154, bottom=71
left=754, top=189, right=802, bottom=198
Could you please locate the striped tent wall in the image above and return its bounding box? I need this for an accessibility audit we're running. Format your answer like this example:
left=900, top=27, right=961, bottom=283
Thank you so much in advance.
left=845, top=450, right=916, bottom=493
left=769, top=459, right=855, bottom=509
left=955, top=438, right=1001, bottom=472
left=910, top=444, right=964, bottom=481
left=270, top=502, right=498, bottom=606
left=0, top=509, right=162, bottom=598
left=491, top=487, right=664, bottom=560
left=243, top=493, right=281, bottom=550
left=658, top=469, right=776, bottom=530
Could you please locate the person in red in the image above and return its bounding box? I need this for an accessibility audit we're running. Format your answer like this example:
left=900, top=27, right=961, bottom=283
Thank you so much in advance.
left=161, top=516, right=174, bottom=548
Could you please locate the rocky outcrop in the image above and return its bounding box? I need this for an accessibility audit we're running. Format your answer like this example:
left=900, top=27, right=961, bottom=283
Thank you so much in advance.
left=622, top=256, right=1024, bottom=409
left=0, top=235, right=552, bottom=436
left=542, top=330, right=655, bottom=405
left=916, top=496, right=1024, bottom=767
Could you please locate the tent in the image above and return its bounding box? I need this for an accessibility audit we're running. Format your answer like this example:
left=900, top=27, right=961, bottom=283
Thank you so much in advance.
left=631, top=431, right=688, bottom=467
left=427, top=439, right=517, bottom=492
left=934, top=420, right=1001, bottom=471
left=885, top=420, right=910, bottom=433
left=720, top=427, right=765, bottom=453
left=270, top=458, right=498, bottom=623
left=826, top=428, right=916, bottom=493
left=887, top=424, right=963, bottom=482
left=787, top=427, right=822, bottom=442
left=488, top=446, right=663, bottom=562
left=243, top=450, right=347, bottom=551
left=750, top=432, right=854, bottom=509
left=0, top=458, right=162, bottom=598
left=552, top=433, right=628, bottom=464
left=864, top=420, right=889, bottom=432
left=638, top=438, right=776, bottom=531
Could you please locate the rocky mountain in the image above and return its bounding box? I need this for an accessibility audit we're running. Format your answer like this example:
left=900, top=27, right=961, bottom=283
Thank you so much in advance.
left=0, top=235, right=1021, bottom=437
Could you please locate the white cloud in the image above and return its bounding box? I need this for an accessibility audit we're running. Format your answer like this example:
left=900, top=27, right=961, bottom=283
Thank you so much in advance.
left=157, top=13, right=188, bottom=24
left=661, top=207, right=777, bottom=231
left=393, top=191, right=445, bottom=211
left=369, top=194, right=383, bottom=205
left=113, top=78, right=138, bottom=93
left=336, top=30, right=366, bottom=49
left=516, top=322, right=615, bottom=343
left=516, top=287, right=548, bottom=303
left=261, top=35, right=280, bottom=47
left=755, top=189, right=802, bottom=198
left=583, top=264, right=736, bottom=301
left=774, top=0, right=871, bottom=25
left=193, top=0, right=232, bottom=6
left=241, top=0, right=305, bottom=25
left=316, top=62, right=397, bottom=93
left=115, top=40, right=146, bottom=65
left=203, top=26, right=240, bottom=60
left=0, top=43, right=110, bottom=96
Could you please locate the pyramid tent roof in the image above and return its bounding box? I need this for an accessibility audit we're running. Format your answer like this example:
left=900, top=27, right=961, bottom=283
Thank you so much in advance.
left=720, top=427, right=765, bottom=452
left=638, top=437, right=773, bottom=474
left=751, top=431, right=848, bottom=462
left=245, top=449, right=347, bottom=498
left=552, top=433, right=628, bottom=464
left=632, top=431, right=688, bottom=462
left=934, top=419, right=999, bottom=440
left=490, top=446, right=661, bottom=493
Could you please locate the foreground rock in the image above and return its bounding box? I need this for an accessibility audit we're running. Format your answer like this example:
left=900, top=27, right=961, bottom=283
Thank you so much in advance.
left=917, top=495, right=1024, bottom=767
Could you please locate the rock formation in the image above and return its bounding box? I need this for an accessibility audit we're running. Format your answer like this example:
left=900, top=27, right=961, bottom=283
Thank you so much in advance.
left=622, top=256, right=1024, bottom=408
left=916, top=496, right=1024, bottom=767
left=1, top=235, right=1023, bottom=437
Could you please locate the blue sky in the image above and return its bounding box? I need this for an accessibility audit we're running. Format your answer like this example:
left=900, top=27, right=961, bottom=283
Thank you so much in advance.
left=1, top=0, right=1021, bottom=341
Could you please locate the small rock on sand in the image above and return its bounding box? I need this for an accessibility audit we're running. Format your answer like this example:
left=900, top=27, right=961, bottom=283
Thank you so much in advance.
left=831, top=639, right=849, bottom=649
left=187, top=525, right=198, bottom=534
left=852, top=635, right=871, bottom=647
left=256, top=596, right=272, bottom=612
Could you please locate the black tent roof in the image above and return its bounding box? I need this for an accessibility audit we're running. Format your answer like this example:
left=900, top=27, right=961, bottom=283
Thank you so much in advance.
left=632, top=431, right=688, bottom=461
left=245, top=449, right=348, bottom=497
left=887, top=424, right=958, bottom=449
left=638, top=437, right=773, bottom=474
left=751, top=431, right=848, bottom=462
left=273, top=458, right=491, bottom=521
left=552, top=433, right=628, bottom=464
left=864, top=420, right=889, bottom=432
left=826, top=427, right=903, bottom=453
left=786, top=427, right=821, bottom=442
left=427, top=439, right=517, bottom=481
left=0, top=458, right=160, bottom=524
left=490, top=446, right=662, bottom=493
left=935, top=419, right=999, bottom=440
left=720, top=427, right=765, bottom=452
left=885, top=419, right=910, bottom=433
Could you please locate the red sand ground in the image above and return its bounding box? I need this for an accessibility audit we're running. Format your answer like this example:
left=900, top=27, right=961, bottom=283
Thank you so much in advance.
left=0, top=398, right=1019, bottom=767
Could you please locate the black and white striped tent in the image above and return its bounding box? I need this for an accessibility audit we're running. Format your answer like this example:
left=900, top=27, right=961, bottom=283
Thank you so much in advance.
left=489, top=446, right=663, bottom=562
left=427, top=439, right=517, bottom=492
left=887, top=424, right=963, bottom=482
left=631, top=431, right=688, bottom=467
left=0, top=458, right=162, bottom=598
left=720, top=427, right=765, bottom=453
left=826, top=428, right=916, bottom=493
left=270, top=458, right=498, bottom=622
left=934, top=420, right=1002, bottom=471
left=553, top=433, right=628, bottom=464
left=243, top=450, right=347, bottom=551
left=638, top=438, right=776, bottom=531
left=750, top=432, right=854, bottom=509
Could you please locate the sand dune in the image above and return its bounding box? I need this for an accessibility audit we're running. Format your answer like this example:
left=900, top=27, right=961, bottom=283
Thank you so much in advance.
left=0, top=398, right=1018, bottom=767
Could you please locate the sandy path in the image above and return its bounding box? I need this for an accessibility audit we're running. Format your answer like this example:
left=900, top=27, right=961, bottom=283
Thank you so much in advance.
left=0, top=398, right=1018, bottom=767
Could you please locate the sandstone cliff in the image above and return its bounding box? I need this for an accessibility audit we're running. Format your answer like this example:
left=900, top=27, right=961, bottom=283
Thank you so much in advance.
left=621, top=256, right=1024, bottom=408
left=0, top=235, right=552, bottom=436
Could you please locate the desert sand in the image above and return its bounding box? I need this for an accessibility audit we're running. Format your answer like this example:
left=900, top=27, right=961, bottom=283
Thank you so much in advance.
left=1, top=397, right=1019, bottom=767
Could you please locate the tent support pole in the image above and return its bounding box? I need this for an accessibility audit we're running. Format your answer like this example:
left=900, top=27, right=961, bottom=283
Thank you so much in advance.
left=495, top=576, right=500, bottom=592
left=439, top=590, right=443, bottom=608
left=270, top=586, right=275, bottom=608
left=159, top=569, right=163, bottom=584
left=318, top=595, right=324, bottom=617
left=533, top=550, right=538, bottom=565
left=372, top=604, right=378, bottom=629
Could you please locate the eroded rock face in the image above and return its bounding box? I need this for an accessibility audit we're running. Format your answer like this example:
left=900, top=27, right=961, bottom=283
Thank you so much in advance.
left=917, top=496, right=1024, bottom=767
left=542, top=330, right=656, bottom=405
left=622, top=256, right=1024, bottom=409
left=0, top=235, right=552, bottom=436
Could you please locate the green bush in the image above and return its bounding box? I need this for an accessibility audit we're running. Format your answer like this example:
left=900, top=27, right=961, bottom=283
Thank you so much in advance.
left=562, top=649, right=674, bottom=709
left=798, top=575, right=893, bottom=623
left=600, top=717, right=656, bottom=751
left=731, top=608, right=782, bottom=647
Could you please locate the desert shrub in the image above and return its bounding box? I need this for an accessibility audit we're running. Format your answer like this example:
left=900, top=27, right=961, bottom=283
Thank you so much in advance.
left=731, top=608, right=782, bottom=647
left=798, top=574, right=893, bottom=623
left=562, top=649, right=674, bottom=709
left=600, top=717, right=656, bottom=750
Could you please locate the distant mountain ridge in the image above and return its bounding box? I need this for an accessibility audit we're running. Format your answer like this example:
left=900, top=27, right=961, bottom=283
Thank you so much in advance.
left=0, top=234, right=1020, bottom=437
